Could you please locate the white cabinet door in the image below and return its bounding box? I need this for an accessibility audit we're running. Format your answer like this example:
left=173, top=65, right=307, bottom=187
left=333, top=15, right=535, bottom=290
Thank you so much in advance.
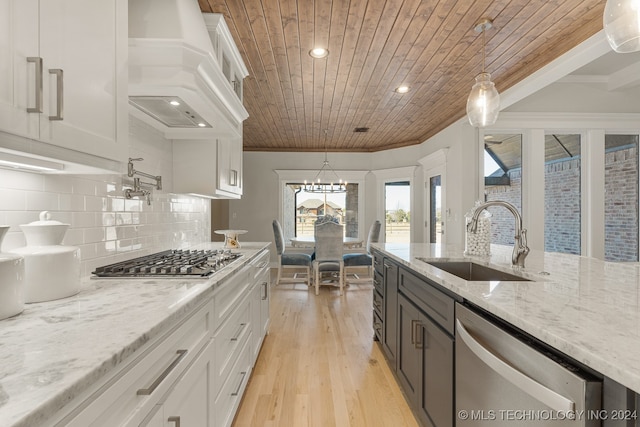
left=162, top=343, right=214, bottom=427
left=0, top=0, right=127, bottom=163
left=216, top=137, right=243, bottom=197
left=173, top=138, right=243, bottom=199
left=0, top=0, right=39, bottom=139
left=38, top=0, right=127, bottom=161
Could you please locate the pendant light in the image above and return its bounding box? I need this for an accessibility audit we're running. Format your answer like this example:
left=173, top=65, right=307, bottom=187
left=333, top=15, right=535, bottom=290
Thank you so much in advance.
left=604, top=0, right=640, bottom=53
left=466, top=18, right=500, bottom=128
left=303, top=130, right=347, bottom=194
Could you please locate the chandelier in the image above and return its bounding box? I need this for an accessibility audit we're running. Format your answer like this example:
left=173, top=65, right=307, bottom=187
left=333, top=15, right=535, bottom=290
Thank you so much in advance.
left=604, top=0, right=640, bottom=53
left=303, top=130, right=347, bottom=194
left=466, top=18, right=500, bottom=128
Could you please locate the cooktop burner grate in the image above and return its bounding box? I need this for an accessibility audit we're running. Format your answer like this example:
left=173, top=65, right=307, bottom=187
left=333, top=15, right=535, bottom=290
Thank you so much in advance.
left=92, top=249, right=243, bottom=278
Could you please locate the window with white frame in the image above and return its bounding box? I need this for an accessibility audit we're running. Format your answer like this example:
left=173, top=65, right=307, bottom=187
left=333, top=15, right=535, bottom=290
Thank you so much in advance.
left=275, top=170, right=367, bottom=245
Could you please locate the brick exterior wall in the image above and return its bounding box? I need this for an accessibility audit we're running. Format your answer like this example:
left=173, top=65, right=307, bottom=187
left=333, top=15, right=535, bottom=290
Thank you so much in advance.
left=484, top=146, right=638, bottom=260
left=344, top=183, right=359, bottom=238
left=485, top=169, right=521, bottom=245
left=605, top=146, right=638, bottom=261
left=544, top=158, right=582, bottom=254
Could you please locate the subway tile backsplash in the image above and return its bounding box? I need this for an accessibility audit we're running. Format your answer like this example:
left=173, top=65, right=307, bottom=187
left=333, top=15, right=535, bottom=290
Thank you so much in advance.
left=0, top=118, right=211, bottom=278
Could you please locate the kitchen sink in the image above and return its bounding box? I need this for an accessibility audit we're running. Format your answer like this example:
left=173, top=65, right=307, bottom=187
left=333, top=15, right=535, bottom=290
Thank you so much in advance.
left=418, top=259, right=531, bottom=282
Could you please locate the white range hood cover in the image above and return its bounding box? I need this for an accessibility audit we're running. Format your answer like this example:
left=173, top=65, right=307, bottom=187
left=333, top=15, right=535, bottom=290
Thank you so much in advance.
left=128, top=0, right=248, bottom=139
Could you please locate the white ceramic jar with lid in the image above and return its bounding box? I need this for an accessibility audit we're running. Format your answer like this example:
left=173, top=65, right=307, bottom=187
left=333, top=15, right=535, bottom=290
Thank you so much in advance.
left=0, top=225, right=25, bottom=319
left=11, top=211, right=81, bottom=303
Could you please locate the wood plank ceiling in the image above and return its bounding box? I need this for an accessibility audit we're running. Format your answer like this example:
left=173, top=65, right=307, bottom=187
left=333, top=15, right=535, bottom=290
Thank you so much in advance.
left=198, top=0, right=605, bottom=152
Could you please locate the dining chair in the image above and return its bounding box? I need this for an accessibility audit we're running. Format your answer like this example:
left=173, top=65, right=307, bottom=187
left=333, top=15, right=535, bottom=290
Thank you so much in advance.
left=313, top=221, right=344, bottom=295
left=272, top=220, right=312, bottom=286
left=343, top=220, right=381, bottom=284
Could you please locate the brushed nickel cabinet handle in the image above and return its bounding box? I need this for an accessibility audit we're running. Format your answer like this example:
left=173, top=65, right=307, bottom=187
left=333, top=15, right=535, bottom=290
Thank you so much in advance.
left=48, top=69, right=63, bottom=120
left=27, top=57, right=43, bottom=113
left=230, top=323, right=246, bottom=341
left=261, top=281, right=268, bottom=300
left=410, top=319, right=418, bottom=345
left=415, top=322, right=425, bottom=350
left=136, top=349, right=187, bottom=395
left=231, top=371, right=247, bottom=396
left=168, top=416, right=181, bottom=427
left=229, top=169, right=238, bottom=186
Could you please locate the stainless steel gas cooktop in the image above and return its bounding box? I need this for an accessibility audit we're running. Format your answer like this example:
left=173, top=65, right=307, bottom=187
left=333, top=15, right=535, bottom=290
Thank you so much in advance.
left=92, top=249, right=243, bottom=278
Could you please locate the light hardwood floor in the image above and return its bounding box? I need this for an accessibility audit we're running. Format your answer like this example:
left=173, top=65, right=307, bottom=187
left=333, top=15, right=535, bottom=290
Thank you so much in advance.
left=232, top=274, right=419, bottom=427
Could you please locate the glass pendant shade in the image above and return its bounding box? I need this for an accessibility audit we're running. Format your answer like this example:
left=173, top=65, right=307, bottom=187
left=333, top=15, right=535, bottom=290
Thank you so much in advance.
left=604, top=0, right=640, bottom=53
left=466, top=72, right=500, bottom=127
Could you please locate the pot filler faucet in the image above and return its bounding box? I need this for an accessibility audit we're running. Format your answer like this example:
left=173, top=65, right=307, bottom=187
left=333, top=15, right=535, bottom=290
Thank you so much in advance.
left=124, top=158, right=162, bottom=205
left=467, top=200, right=530, bottom=268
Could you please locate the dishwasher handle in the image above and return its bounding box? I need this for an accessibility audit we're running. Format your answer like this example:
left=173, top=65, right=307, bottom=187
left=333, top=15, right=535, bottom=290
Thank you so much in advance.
left=456, top=319, right=575, bottom=413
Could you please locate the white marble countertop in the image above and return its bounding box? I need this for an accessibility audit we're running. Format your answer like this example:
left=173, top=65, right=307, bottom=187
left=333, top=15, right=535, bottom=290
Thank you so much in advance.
left=372, top=242, right=640, bottom=395
left=0, top=242, right=270, bottom=427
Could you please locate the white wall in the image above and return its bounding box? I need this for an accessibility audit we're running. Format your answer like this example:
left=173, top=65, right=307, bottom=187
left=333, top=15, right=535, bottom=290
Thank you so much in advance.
left=505, top=82, right=640, bottom=113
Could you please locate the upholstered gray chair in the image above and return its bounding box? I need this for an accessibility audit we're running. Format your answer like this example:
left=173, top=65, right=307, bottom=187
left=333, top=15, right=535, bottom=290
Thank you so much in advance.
left=272, top=220, right=312, bottom=286
left=343, top=220, right=381, bottom=283
left=313, top=221, right=344, bottom=295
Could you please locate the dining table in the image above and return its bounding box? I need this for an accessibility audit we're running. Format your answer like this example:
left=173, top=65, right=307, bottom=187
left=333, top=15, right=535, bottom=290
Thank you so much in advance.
left=290, top=236, right=364, bottom=249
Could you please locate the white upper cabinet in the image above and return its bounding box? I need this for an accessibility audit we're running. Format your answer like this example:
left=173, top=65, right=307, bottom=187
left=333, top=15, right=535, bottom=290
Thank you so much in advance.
left=216, top=137, right=243, bottom=198
left=204, top=13, right=248, bottom=105
left=173, top=137, right=243, bottom=199
left=0, top=0, right=127, bottom=163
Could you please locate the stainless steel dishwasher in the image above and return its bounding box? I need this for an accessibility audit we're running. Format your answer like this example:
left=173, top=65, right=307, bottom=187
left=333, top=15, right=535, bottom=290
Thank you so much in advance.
left=456, top=303, right=602, bottom=426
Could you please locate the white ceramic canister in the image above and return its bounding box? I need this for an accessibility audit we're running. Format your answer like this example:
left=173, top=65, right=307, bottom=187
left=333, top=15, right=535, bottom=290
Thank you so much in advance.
left=0, top=226, right=25, bottom=319
left=11, top=211, right=80, bottom=303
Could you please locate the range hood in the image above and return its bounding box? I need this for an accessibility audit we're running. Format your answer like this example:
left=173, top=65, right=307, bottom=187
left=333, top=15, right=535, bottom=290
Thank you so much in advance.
left=128, top=0, right=248, bottom=139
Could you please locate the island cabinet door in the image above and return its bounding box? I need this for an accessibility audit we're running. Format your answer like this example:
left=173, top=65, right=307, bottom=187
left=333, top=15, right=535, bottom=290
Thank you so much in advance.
left=418, top=316, right=454, bottom=427
left=397, top=293, right=454, bottom=427
left=397, top=293, right=422, bottom=408
left=382, top=259, right=398, bottom=365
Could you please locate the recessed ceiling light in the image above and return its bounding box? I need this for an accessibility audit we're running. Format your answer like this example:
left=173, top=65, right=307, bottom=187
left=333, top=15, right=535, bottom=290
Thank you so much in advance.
left=395, top=86, right=409, bottom=94
left=197, top=123, right=207, bottom=127
left=309, top=48, right=329, bottom=59
left=169, top=100, right=181, bottom=106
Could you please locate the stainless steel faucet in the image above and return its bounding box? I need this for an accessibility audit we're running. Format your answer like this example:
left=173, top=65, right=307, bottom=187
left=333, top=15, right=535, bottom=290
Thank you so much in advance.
left=467, top=200, right=530, bottom=268
left=125, top=178, right=152, bottom=205
left=124, top=158, right=162, bottom=205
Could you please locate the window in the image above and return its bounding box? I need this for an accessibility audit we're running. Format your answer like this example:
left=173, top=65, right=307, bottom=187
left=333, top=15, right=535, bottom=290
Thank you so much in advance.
left=429, top=175, right=442, bottom=244
left=285, top=183, right=359, bottom=238
left=276, top=169, right=367, bottom=245
left=605, top=134, right=639, bottom=261
left=545, top=134, right=581, bottom=254
left=385, top=181, right=410, bottom=243
left=483, top=134, right=523, bottom=245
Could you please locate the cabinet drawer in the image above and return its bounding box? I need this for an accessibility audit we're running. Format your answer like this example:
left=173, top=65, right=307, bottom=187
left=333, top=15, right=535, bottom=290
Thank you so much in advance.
left=373, top=251, right=384, bottom=275
left=250, top=249, right=270, bottom=281
left=373, top=270, right=383, bottom=295
left=214, top=335, right=252, bottom=427
left=214, top=264, right=251, bottom=330
left=64, top=300, right=213, bottom=427
left=373, top=311, right=383, bottom=342
left=399, top=268, right=455, bottom=335
left=373, top=289, right=383, bottom=319
left=213, top=294, right=251, bottom=397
